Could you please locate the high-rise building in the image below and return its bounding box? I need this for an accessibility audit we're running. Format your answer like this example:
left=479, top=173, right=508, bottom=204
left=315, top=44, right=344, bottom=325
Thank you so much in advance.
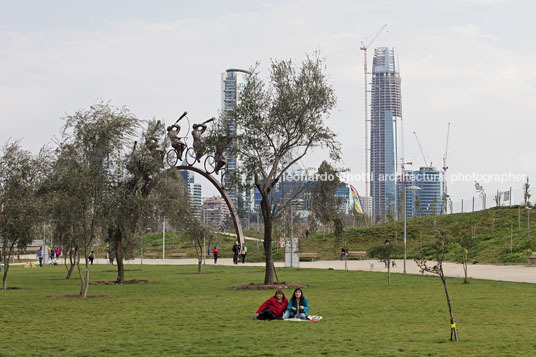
left=398, top=167, right=442, bottom=218
left=188, top=183, right=202, bottom=219
left=221, top=68, right=253, bottom=216
left=202, top=196, right=230, bottom=229
left=179, top=165, right=202, bottom=219
left=335, top=183, right=352, bottom=215
left=370, top=47, right=402, bottom=223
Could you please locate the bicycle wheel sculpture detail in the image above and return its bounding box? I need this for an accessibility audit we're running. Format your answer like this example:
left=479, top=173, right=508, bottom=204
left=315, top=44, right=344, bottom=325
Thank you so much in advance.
left=166, top=149, right=179, bottom=168
left=204, top=155, right=215, bottom=174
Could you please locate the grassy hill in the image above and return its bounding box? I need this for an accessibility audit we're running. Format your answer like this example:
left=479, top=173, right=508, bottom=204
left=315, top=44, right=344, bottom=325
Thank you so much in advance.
left=301, top=206, right=535, bottom=264
left=93, top=206, right=534, bottom=265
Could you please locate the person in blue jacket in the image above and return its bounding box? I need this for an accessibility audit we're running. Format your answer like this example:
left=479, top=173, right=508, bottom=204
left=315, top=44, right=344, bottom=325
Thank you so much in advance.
left=283, top=288, right=310, bottom=319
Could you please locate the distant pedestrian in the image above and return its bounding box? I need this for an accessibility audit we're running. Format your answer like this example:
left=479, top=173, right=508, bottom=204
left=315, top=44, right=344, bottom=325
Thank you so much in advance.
left=212, top=246, right=219, bottom=264
left=89, top=251, right=95, bottom=265
left=240, top=243, right=248, bottom=264
left=106, top=247, right=114, bottom=265
left=37, top=247, right=43, bottom=267
left=56, top=247, right=61, bottom=258
left=50, top=248, right=55, bottom=261
left=232, top=242, right=239, bottom=264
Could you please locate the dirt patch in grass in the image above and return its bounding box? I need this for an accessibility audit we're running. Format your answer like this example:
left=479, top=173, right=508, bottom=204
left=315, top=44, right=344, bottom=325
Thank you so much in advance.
left=90, top=279, right=151, bottom=285
left=233, top=282, right=308, bottom=290
left=49, top=294, right=114, bottom=299
left=4, top=286, right=23, bottom=290
left=178, top=271, right=220, bottom=275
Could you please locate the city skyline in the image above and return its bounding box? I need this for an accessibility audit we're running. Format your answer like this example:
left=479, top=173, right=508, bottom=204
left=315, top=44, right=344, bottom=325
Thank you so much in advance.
left=1, top=0, right=534, bottom=207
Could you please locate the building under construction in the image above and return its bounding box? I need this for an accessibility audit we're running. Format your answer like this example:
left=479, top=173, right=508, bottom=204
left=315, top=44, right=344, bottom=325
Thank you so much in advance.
left=370, top=47, right=402, bottom=223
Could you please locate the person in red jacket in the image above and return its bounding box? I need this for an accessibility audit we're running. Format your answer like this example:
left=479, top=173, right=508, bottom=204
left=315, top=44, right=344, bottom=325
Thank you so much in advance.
left=253, top=289, right=288, bottom=320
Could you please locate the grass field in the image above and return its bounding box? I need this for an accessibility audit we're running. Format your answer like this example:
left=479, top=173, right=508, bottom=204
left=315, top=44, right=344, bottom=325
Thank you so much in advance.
left=2, top=264, right=535, bottom=356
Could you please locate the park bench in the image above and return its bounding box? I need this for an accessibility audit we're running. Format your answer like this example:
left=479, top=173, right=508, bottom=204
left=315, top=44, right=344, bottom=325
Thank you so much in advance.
left=347, top=251, right=367, bottom=260
left=299, top=253, right=318, bottom=261
left=144, top=252, right=158, bottom=259
left=528, top=252, right=536, bottom=265
left=169, top=253, right=187, bottom=258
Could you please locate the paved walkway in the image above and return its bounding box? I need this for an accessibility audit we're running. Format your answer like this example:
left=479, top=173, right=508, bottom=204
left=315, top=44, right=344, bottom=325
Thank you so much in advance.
left=15, top=256, right=536, bottom=284
left=94, top=257, right=536, bottom=284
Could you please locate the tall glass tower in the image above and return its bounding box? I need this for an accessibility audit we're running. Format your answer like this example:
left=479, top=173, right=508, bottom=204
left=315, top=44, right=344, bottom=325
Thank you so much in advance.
left=370, top=47, right=402, bottom=223
left=221, top=68, right=252, bottom=216
left=397, top=167, right=442, bottom=218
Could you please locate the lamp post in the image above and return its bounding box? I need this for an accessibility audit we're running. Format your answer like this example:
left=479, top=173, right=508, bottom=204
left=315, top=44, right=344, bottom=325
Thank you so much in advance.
left=404, top=185, right=421, bottom=274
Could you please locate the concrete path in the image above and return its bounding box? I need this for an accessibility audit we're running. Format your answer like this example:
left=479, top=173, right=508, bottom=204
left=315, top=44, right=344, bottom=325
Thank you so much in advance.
left=14, top=255, right=536, bottom=284
left=95, top=257, right=536, bottom=284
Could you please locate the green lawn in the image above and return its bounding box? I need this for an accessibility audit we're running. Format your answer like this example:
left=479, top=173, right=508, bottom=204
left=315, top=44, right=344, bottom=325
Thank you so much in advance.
left=2, top=264, right=535, bottom=356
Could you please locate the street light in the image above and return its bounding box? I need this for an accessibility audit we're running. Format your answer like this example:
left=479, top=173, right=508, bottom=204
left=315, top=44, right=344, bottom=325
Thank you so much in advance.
left=404, top=185, right=421, bottom=274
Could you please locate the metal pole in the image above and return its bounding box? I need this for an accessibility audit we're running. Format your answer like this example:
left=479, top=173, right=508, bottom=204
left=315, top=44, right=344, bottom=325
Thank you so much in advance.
left=141, top=235, right=143, bottom=265
left=401, top=162, right=406, bottom=274
left=510, top=223, right=513, bottom=254
left=519, top=206, right=521, bottom=230
left=290, top=204, right=293, bottom=268
left=403, top=196, right=407, bottom=274
left=162, top=218, right=166, bottom=260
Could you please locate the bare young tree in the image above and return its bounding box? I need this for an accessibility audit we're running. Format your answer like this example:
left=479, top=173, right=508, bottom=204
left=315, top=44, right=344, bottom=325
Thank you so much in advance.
left=523, top=177, right=531, bottom=208
left=185, top=216, right=214, bottom=274
left=475, top=181, right=486, bottom=210
left=415, top=229, right=459, bottom=342
left=213, top=54, right=340, bottom=284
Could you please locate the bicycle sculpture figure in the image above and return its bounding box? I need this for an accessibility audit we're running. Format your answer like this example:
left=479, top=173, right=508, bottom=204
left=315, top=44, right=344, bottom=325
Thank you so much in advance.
left=165, top=111, right=234, bottom=191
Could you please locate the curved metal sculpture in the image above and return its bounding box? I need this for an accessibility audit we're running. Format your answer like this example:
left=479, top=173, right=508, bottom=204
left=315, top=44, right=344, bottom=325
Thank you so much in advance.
left=173, top=165, right=244, bottom=245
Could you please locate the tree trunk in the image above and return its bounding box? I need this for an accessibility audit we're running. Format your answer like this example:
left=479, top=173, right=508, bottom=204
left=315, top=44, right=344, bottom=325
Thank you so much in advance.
left=80, top=247, right=90, bottom=298
left=3, top=263, right=9, bottom=290
left=77, top=256, right=84, bottom=296
left=65, top=247, right=76, bottom=280
left=463, top=249, right=468, bottom=284
left=387, top=254, right=391, bottom=286
left=2, top=247, right=14, bottom=290
left=114, top=228, right=124, bottom=284
left=440, top=268, right=458, bottom=342
left=198, top=257, right=202, bottom=274
left=261, top=197, right=274, bottom=285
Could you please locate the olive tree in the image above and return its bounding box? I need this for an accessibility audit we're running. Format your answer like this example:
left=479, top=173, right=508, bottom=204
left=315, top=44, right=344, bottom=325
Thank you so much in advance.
left=214, top=54, right=340, bottom=284
left=58, top=102, right=138, bottom=297
left=1, top=142, right=49, bottom=290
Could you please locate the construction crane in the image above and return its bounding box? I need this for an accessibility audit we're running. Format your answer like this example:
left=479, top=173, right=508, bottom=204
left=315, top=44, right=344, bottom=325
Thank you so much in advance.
left=360, top=24, right=387, bottom=224
left=442, top=122, right=451, bottom=196
left=413, top=131, right=429, bottom=167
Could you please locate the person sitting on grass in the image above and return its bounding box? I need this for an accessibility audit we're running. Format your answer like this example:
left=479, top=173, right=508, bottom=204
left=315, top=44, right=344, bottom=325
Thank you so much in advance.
left=283, top=288, right=310, bottom=319
left=253, top=289, right=288, bottom=320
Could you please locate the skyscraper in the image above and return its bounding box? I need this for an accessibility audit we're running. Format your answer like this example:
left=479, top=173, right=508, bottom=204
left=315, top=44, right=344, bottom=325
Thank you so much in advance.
left=179, top=165, right=202, bottom=219
left=398, top=167, right=442, bottom=218
left=370, top=47, right=402, bottom=223
left=221, top=68, right=253, bottom=216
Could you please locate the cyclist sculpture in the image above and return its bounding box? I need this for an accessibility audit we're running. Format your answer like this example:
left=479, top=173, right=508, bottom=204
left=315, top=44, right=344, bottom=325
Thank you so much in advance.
left=191, top=117, right=215, bottom=163
left=167, top=112, right=188, bottom=161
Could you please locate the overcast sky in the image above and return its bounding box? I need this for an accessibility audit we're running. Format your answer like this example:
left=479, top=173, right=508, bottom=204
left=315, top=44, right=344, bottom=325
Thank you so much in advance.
left=1, top=0, right=534, bottom=205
